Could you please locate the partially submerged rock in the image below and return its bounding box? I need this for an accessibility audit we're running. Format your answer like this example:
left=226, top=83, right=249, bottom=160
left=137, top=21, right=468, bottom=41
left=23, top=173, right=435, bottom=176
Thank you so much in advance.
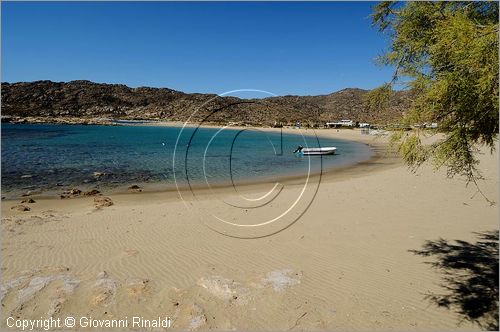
left=125, top=278, right=150, bottom=298
left=83, top=189, right=101, bottom=196
left=0, top=275, right=29, bottom=302
left=261, top=269, right=301, bottom=291
left=173, top=302, right=207, bottom=331
left=198, top=276, right=250, bottom=305
left=91, top=271, right=117, bottom=306
left=128, top=184, right=142, bottom=192
left=60, top=188, right=83, bottom=199
left=17, top=275, right=79, bottom=306
left=21, top=198, right=36, bottom=204
left=1, top=269, right=79, bottom=318
left=11, top=205, right=30, bottom=212
left=69, top=188, right=82, bottom=195
left=94, top=196, right=113, bottom=209
left=61, top=188, right=82, bottom=199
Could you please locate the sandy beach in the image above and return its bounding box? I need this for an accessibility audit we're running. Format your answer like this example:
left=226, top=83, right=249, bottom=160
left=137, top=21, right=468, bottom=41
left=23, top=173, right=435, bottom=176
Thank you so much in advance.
left=1, top=128, right=497, bottom=331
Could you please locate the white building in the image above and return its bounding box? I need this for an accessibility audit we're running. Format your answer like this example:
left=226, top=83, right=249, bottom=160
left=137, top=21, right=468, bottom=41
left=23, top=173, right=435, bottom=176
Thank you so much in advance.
left=326, top=119, right=354, bottom=128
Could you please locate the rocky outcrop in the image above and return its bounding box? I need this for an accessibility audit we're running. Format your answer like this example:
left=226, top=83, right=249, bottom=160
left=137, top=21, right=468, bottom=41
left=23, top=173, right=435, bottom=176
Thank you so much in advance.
left=94, top=196, right=114, bottom=209
left=20, top=198, right=36, bottom=204
left=83, top=189, right=101, bottom=196
left=10, top=205, right=30, bottom=212
left=1, top=80, right=412, bottom=126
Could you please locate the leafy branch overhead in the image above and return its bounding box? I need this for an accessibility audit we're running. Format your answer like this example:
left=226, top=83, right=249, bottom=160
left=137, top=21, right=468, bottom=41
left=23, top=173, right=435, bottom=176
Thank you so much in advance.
left=370, top=1, right=499, bottom=183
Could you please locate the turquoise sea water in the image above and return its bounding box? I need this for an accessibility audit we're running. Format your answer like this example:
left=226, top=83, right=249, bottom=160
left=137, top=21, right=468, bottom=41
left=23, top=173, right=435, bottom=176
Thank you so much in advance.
left=1, top=123, right=372, bottom=197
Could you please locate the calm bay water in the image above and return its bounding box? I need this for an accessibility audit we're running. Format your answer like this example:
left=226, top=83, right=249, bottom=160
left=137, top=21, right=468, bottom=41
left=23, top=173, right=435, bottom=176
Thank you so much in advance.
left=1, top=123, right=372, bottom=197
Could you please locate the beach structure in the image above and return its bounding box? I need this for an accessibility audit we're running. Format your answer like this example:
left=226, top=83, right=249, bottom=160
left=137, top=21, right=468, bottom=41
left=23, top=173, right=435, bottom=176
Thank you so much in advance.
left=413, top=122, right=438, bottom=129
left=326, top=120, right=354, bottom=128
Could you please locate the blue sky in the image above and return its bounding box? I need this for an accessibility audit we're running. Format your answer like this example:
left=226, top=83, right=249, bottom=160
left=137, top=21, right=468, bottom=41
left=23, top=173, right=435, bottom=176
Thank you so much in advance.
left=2, top=1, right=394, bottom=97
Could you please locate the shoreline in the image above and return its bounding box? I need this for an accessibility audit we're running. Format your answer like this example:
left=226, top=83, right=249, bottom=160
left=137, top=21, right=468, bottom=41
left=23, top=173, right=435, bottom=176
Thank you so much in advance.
left=2, top=123, right=397, bottom=201
left=1, top=126, right=497, bottom=330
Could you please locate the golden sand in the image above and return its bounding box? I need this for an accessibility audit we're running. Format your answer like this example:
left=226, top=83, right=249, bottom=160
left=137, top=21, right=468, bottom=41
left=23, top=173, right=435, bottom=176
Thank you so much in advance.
left=1, top=128, right=497, bottom=330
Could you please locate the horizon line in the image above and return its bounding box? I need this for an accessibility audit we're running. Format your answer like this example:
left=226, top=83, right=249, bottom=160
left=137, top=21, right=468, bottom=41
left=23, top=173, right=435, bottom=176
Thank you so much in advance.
left=1, top=79, right=398, bottom=99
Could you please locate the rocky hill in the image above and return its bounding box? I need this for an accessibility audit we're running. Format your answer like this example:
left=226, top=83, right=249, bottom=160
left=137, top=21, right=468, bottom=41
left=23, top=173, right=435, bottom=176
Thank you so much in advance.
left=1, top=80, right=412, bottom=126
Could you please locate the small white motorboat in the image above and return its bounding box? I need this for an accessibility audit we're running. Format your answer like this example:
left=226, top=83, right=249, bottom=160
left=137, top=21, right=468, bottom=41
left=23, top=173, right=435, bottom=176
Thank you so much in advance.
left=293, top=145, right=337, bottom=156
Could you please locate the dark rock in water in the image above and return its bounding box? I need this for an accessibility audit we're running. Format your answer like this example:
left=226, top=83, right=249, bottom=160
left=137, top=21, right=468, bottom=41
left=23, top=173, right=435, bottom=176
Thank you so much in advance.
left=21, top=198, right=36, bottom=204
left=69, top=188, right=82, bottom=196
left=11, top=204, right=30, bottom=211
left=84, top=189, right=101, bottom=196
left=127, top=185, right=142, bottom=192
left=60, top=188, right=82, bottom=199
left=94, top=196, right=113, bottom=209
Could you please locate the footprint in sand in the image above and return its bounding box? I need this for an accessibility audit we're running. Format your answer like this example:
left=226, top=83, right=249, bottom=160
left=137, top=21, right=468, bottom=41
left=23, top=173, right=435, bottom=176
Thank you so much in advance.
left=123, top=249, right=139, bottom=257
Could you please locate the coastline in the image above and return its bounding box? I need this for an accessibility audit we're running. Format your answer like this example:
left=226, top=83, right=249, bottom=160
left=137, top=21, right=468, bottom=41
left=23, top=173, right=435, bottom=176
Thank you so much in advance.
left=1, top=126, right=498, bottom=330
left=2, top=122, right=397, bottom=200
left=3, top=1, right=497, bottom=329
left=2, top=121, right=497, bottom=330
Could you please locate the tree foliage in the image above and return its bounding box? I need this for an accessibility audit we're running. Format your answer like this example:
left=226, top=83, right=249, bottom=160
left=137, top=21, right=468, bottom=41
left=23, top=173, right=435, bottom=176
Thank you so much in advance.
left=363, top=83, right=392, bottom=114
left=370, top=1, right=499, bottom=186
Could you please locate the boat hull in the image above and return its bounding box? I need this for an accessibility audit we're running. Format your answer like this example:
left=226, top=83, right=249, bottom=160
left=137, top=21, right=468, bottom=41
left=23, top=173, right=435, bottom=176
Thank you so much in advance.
left=298, top=147, right=336, bottom=156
